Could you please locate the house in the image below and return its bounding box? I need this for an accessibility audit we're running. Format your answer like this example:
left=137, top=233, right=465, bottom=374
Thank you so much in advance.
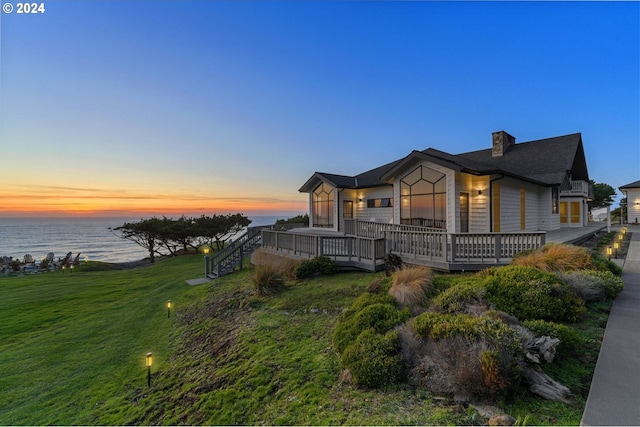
left=299, top=131, right=593, bottom=234
left=619, top=180, right=640, bottom=224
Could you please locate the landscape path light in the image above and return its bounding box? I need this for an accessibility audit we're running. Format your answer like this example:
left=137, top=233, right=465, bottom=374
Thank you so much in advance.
left=614, top=241, right=619, bottom=258
left=167, top=300, right=172, bottom=318
left=146, top=352, right=153, bottom=387
left=607, top=246, right=613, bottom=261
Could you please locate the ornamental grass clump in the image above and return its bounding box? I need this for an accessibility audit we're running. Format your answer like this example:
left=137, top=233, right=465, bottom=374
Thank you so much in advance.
left=251, top=248, right=301, bottom=280
left=481, top=266, right=585, bottom=322
left=252, top=265, right=286, bottom=296
left=389, top=265, right=433, bottom=313
left=511, top=243, right=593, bottom=273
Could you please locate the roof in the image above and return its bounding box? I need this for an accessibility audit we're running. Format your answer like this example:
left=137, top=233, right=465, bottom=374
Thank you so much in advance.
left=620, top=180, right=640, bottom=190
left=300, top=132, right=588, bottom=192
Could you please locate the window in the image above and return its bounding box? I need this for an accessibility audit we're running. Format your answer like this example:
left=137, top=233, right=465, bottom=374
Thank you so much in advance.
left=367, top=198, right=393, bottom=208
left=551, top=186, right=559, bottom=214
left=312, top=183, right=334, bottom=227
left=400, top=165, right=447, bottom=229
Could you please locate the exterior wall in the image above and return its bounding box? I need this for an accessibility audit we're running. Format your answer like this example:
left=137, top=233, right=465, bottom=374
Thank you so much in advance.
left=355, top=186, right=394, bottom=224
left=536, top=187, right=560, bottom=231
left=625, top=188, right=640, bottom=224
left=490, top=176, right=557, bottom=232
left=454, top=172, right=490, bottom=232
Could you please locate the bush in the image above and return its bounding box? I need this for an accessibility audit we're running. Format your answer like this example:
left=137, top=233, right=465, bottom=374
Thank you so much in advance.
left=340, top=329, right=403, bottom=388
left=522, top=319, right=583, bottom=360
left=294, top=260, right=317, bottom=280
left=252, top=265, right=286, bottom=296
left=412, top=312, right=522, bottom=354
left=481, top=266, right=585, bottom=322
left=409, top=313, right=522, bottom=400
left=560, top=270, right=624, bottom=301
left=432, top=280, right=486, bottom=314
left=511, top=243, right=594, bottom=272
left=389, top=265, right=433, bottom=312
left=332, top=302, right=411, bottom=355
left=590, top=251, right=623, bottom=276
left=294, top=256, right=338, bottom=279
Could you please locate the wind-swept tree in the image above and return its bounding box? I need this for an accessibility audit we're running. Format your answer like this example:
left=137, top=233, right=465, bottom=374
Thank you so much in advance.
left=111, top=218, right=166, bottom=263
left=193, top=213, right=252, bottom=250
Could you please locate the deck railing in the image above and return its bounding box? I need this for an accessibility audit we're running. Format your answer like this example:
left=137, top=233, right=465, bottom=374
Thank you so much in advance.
left=263, top=221, right=546, bottom=271
left=344, top=218, right=444, bottom=238
left=561, top=179, right=594, bottom=198
left=261, top=230, right=386, bottom=270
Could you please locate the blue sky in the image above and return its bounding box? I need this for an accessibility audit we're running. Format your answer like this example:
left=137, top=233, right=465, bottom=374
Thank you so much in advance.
left=0, top=0, right=638, bottom=216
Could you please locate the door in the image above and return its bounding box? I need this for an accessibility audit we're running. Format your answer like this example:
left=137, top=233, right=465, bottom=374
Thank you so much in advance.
left=560, top=202, right=568, bottom=223
left=460, top=192, right=469, bottom=232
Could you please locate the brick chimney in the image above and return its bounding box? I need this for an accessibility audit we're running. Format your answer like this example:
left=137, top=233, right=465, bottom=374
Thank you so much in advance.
left=491, top=131, right=516, bottom=157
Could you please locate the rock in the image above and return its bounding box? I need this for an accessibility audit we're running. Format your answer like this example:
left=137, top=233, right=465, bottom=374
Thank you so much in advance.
left=489, top=414, right=517, bottom=426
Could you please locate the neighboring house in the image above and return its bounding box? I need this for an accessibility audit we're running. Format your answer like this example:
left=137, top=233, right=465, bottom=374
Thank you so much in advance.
left=619, top=180, right=640, bottom=224
left=300, top=131, right=593, bottom=233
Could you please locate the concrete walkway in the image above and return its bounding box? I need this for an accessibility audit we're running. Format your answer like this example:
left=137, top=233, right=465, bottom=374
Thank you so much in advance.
left=581, top=227, right=640, bottom=426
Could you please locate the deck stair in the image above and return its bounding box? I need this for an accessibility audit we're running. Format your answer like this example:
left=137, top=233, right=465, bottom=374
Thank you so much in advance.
left=205, top=226, right=265, bottom=280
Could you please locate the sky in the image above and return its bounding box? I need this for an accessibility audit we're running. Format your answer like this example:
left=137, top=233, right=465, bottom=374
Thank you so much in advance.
left=0, top=0, right=638, bottom=218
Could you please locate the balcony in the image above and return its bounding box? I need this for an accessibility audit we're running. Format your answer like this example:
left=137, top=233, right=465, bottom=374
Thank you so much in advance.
left=561, top=180, right=594, bottom=199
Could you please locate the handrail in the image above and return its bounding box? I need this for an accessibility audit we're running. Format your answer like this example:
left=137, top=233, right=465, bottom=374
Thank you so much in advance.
left=204, top=225, right=268, bottom=278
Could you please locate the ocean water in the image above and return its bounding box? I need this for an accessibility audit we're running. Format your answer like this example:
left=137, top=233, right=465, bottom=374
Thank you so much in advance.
left=0, top=216, right=284, bottom=263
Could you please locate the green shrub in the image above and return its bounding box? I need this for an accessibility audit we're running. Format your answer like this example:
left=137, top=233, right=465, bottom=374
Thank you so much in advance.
left=522, top=319, right=583, bottom=360
left=572, top=270, right=624, bottom=300
left=340, top=329, right=403, bottom=388
left=409, top=312, right=522, bottom=400
left=412, top=312, right=522, bottom=354
left=433, top=281, right=486, bottom=313
left=294, top=256, right=338, bottom=279
left=481, top=266, right=585, bottom=322
left=294, top=260, right=317, bottom=279
left=252, top=265, right=286, bottom=296
left=332, top=302, right=411, bottom=354
left=313, top=256, right=338, bottom=275
left=591, top=251, right=623, bottom=276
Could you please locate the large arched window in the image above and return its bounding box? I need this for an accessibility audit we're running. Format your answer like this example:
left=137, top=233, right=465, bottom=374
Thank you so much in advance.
left=400, top=166, right=446, bottom=228
left=313, top=182, right=334, bottom=228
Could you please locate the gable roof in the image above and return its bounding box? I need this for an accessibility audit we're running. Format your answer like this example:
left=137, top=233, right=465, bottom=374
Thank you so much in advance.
left=620, top=180, right=640, bottom=190
left=300, top=132, right=588, bottom=192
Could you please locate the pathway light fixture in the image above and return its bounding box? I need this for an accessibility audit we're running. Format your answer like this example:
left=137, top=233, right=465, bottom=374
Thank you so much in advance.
left=607, top=246, right=612, bottom=261
left=146, top=352, right=153, bottom=387
left=167, top=300, right=172, bottom=318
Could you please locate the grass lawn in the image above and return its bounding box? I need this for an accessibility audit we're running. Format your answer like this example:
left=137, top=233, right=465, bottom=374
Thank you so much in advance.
left=0, top=255, right=208, bottom=425
left=0, top=254, right=610, bottom=425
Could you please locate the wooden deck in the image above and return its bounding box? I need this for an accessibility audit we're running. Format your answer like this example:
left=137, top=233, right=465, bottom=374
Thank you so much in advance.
left=260, top=220, right=547, bottom=272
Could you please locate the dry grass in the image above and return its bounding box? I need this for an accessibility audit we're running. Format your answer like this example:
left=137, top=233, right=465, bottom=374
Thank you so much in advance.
left=389, top=265, right=433, bottom=313
left=250, top=248, right=301, bottom=279
left=511, top=243, right=594, bottom=273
